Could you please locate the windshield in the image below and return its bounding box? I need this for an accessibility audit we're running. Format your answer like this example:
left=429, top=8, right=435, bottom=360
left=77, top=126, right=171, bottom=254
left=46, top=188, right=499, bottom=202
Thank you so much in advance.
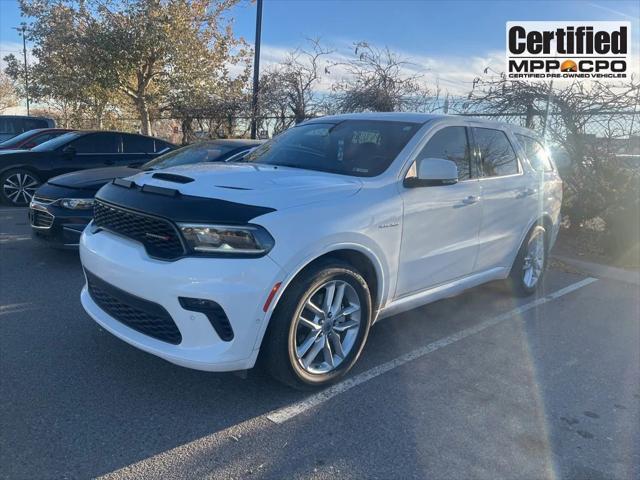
left=0, top=130, right=43, bottom=148
left=141, top=142, right=240, bottom=170
left=32, top=131, right=83, bottom=152
left=243, top=120, right=421, bottom=177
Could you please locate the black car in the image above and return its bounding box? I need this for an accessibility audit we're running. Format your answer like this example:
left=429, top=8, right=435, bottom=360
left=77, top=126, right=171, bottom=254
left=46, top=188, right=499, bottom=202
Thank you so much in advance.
left=0, top=130, right=175, bottom=206
left=29, top=139, right=263, bottom=248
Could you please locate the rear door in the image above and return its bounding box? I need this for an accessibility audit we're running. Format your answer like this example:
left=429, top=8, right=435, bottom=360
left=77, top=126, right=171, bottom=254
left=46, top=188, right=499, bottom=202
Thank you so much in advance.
left=471, top=126, right=530, bottom=271
left=396, top=125, right=482, bottom=297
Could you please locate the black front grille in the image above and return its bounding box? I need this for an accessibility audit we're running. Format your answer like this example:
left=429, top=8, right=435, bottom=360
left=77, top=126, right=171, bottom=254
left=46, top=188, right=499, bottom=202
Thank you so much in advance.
left=30, top=208, right=54, bottom=228
left=86, top=270, right=182, bottom=344
left=93, top=200, right=186, bottom=260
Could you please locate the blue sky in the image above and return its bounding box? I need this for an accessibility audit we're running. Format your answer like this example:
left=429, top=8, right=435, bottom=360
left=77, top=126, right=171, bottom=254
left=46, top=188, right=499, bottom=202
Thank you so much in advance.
left=1, top=0, right=639, bottom=94
left=227, top=0, right=639, bottom=57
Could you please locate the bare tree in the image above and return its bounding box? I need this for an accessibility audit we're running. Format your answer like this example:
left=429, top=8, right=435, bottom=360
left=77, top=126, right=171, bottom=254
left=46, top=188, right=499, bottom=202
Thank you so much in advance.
left=467, top=73, right=640, bottom=254
left=0, top=71, right=18, bottom=113
left=258, top=69, right=294, bottom=134
left=331, top=42, right=431, bottom=113
left=258, top=38, right=332, bottom=134
left=465, top=73, right=640, bottom=161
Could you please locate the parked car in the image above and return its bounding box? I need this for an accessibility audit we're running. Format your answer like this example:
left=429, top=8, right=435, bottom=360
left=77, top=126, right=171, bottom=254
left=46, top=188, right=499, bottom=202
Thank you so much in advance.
left=0, top=128, right=74, bottom=150
left=29, top=139, right=263, bottom=247
left=0, top=115, right=56, bottom=142
left=0, top=130, right=175, bottom=206
left=79, top=113, right=562, bottom=388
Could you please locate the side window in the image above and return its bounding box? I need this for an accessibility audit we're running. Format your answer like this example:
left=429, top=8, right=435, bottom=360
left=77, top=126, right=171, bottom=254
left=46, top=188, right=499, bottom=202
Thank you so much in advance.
left=515, top=134, right=554, bottom=172
left=410, top=126, right=473, bottom=181
left=0, top=118, right=18, bottom=135
left=24, top=119, right=48, bottom=131
left=123, top=134, right=154, bottom=153
left=69, top=133, right=119, bottom=154
left=473, top=128, right=519, bottom=177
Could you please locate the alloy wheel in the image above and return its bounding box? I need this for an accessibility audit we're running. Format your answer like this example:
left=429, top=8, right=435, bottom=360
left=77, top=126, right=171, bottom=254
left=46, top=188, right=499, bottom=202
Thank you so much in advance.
left=523, top=231, right=545, bottom=288
left=3, top=172, right=39, bottom=205
left=293, top=280, right=362, bottom=375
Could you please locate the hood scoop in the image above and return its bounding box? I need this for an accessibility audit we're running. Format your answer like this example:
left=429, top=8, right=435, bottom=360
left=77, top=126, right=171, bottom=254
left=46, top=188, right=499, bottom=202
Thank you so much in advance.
left=214, top=185, right=253, bottom=191
left=152, top=172, right=194, bottom=184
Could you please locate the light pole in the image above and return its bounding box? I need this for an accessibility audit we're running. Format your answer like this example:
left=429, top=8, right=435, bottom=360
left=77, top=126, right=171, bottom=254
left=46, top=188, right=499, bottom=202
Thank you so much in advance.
left=250, top=0, right=263, bottom=139
left=13, top=25, right=30, bottom=116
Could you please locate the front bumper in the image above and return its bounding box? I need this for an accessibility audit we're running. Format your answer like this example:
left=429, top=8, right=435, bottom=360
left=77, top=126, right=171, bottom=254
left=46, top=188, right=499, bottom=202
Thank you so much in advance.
left=29, top=200, right=92, bottom=248
left=79, top=227, right=283, bottom=371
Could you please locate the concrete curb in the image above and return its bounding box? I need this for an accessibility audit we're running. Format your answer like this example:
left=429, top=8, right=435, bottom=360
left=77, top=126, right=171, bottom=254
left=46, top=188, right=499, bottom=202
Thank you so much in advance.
left=552, top=255, right=640, bottom=286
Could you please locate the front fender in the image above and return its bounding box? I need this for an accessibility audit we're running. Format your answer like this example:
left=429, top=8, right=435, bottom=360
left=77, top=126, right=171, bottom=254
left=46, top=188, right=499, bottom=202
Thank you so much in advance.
left=250, top=236, right=389, bottom=353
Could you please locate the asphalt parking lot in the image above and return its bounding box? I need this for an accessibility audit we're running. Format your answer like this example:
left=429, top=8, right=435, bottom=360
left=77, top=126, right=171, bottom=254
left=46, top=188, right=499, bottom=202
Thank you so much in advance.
left=1, top=206, right=638, bottom=480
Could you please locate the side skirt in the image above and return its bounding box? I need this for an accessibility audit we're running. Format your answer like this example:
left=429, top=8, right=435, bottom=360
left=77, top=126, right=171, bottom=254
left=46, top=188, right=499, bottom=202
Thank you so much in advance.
left=376, top=267, right=509, bottom=321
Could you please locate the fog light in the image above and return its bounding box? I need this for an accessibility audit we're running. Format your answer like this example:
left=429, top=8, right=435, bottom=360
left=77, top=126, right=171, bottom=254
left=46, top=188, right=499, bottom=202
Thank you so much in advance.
left=179, top=297, right=234, bottom=341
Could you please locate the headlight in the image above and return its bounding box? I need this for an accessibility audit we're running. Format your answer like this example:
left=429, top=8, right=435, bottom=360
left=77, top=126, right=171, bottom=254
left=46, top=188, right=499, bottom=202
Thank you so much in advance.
left=58, top=198, right=95, bottom=210
left=178, top=223, right=275, bottom=255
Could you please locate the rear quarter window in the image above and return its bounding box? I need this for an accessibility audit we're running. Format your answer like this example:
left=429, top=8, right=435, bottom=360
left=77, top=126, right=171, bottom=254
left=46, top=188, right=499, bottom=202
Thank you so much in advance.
left=515, top=134, right=555, bottom=172
left=122, top=134, right=155, bottom=153
left=153, top=140, right=174, bottom=153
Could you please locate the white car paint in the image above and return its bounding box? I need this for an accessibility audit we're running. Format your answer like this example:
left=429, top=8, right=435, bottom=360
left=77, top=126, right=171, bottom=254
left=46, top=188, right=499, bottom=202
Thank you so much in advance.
left=80, top=113, right=562, bottom=372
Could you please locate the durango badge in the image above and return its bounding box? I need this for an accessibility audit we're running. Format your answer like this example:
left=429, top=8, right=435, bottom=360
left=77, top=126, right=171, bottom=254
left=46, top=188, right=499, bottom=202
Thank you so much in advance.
left=506, top=21, right=631, bottom=81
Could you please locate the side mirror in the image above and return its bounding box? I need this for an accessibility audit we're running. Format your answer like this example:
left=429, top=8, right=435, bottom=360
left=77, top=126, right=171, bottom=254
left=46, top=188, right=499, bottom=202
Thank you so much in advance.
left=405, top=158, right=458, bottom=187
left=62, top=145, right=76, bottom=156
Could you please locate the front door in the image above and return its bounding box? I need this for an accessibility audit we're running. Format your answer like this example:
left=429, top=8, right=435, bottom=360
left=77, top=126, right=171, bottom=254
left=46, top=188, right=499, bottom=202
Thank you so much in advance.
left=54, top=132, right=122, bottom=176
left=396, top=125, right=482, bottom=297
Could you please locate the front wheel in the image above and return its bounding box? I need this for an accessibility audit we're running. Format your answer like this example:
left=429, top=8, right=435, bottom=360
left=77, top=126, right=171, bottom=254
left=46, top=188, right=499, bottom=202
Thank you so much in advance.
left=262, top=259, right=372, bottom=389
left=509, top=225, right=548, bottom=296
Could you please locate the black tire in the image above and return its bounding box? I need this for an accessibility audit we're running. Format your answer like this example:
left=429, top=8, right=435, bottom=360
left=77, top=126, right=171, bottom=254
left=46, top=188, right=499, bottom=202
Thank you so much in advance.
left=509, top=225, right=548, bottom=296
left=0, top=169, right=41, bottom=206
left=262, top=259, right=372, bottom=389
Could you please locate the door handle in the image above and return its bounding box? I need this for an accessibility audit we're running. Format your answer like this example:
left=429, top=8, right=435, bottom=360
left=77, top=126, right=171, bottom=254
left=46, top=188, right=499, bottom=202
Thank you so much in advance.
left=516, top=188, right=536, bottom=199
left=461, top=195, right=479, bottom=205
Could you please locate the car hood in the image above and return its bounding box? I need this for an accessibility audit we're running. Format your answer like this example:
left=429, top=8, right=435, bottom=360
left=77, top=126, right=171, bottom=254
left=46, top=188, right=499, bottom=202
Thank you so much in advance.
left=128, top=162, right=363, bottom=210
left=48, top=166, right=141, bottom=190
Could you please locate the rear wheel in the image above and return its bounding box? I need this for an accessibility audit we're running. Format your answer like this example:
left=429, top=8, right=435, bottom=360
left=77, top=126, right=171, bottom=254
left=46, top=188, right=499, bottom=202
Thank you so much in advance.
left=509, top=225, right=547, bottom=296
left=262, top=259, right=372, bottom=389
left=1, top=169, right=41, bottom=206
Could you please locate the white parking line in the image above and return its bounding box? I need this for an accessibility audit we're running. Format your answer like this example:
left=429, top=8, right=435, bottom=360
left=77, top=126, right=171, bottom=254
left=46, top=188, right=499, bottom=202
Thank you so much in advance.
left=266, top=277, right=598, bottom=424
left=0, top=234, right=31, bottom=243
left=0, top=208, right=27, bottom=213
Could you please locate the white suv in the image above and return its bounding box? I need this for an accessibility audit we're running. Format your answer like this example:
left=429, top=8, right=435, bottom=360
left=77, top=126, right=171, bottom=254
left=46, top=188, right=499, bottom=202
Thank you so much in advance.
left=79, top=113, right=562, bottom=388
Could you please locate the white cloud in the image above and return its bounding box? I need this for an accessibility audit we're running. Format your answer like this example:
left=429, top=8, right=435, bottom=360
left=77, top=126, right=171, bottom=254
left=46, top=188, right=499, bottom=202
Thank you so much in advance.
left=257, top=42, right=505, bottom=96
left=257, top=38, right=639, bottom=97
left=0, top=41, right=36, bottom=68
